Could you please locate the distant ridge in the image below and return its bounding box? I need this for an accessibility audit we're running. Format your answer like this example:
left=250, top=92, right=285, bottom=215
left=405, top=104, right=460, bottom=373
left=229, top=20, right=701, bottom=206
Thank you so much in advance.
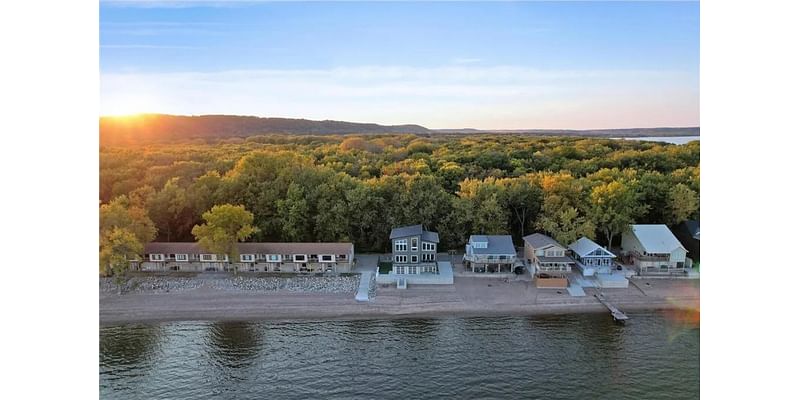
left=99, top=113, right=699, bottom=145
left=100, top=114, right=430, bottom=145
left=434, top=127, right=700, bottom=137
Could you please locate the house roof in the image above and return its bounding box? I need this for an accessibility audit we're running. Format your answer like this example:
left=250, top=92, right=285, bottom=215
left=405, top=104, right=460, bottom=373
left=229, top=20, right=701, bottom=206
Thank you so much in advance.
left=522, top=233, right=564, bottom=249
left=389, top=224, right=440, bottom=243
left=144, top=242, right=354, bottom=255
left=568, top=237, right=616, bottom=258
left=467, top=235, right=516, bottom=255
left=628, top=225, right=686, bottom=253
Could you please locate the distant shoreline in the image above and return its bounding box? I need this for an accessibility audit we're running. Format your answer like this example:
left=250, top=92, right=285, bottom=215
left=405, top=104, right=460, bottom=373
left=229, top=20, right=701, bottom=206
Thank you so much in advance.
left=99, top=276, right=699, bottom=326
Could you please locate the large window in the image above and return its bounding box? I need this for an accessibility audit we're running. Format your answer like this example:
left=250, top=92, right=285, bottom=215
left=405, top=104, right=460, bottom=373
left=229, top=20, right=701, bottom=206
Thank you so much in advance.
left=422, top=253, right=435, bottom=262
left=267, top=254, right=280, bottom=262
left=240, top=254, right=255, bottom=262
left=150, top=254, right=164, bottom=261
left=411, top=238, right=418, bottom=251
left=395, top=255, right=407, bottom=263
left=395, top=239, right=408, bottom=252
left=293, top=254, right=308, bottom=262
left=422, top=242, right=436, bottom=251
left=175, top=254, right=188, bottom=262
left=408, top=266, right=417, bottom=274
left=200, top=254, right=214, bottom=261
left=320, top=255, right=334, bottom=262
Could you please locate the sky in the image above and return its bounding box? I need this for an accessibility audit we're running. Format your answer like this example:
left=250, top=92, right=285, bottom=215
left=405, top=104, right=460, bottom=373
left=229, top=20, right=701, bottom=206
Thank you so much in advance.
left=100, top=1, right=699, bottom=130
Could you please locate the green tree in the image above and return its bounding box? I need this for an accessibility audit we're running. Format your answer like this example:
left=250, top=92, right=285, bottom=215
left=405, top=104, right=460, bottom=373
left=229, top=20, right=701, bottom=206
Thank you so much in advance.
left=667, top=183, right=699, bottom=225
left=589, top=180, right=647, bottom=247
left=148, top=178, right=193, bottom=241
left=276, top=183, right=310, bottom=242
left=536, top=198, right=596, bottom=245
left=99, top=196, right=156, bottom=292
left=500, top=177, right=543, bottom=239
left=99, top=228, right=143, bottom=292
left=191, top=204, right=259, bottom=272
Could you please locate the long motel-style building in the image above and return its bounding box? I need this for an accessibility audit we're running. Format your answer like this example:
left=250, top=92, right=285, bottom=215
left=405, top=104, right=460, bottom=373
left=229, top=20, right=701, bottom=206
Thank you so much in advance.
left=136, top=242, right=355, bottom=273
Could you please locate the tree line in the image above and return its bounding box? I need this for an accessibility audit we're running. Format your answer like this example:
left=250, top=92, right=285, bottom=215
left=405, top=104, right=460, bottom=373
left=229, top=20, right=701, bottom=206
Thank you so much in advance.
left=100, top=134, right=699, bottom=274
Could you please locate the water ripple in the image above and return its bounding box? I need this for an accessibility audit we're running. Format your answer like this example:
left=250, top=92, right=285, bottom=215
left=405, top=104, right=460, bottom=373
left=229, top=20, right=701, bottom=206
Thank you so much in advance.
left=100, top=313, right=699, bottom=400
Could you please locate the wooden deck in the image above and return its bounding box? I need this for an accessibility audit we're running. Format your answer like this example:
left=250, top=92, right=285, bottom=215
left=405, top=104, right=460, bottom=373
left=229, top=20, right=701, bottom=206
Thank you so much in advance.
left=594, top=293, right=629, bottom=323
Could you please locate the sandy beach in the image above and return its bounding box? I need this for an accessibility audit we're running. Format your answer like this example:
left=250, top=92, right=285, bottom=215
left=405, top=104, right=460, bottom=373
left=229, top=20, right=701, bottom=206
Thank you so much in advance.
left=100, top=275, right=699, bottom=325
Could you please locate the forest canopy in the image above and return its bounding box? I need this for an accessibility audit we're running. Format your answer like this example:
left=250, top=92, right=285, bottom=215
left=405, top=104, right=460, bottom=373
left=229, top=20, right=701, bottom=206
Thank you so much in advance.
left=99, top=134, right=700, bottom=252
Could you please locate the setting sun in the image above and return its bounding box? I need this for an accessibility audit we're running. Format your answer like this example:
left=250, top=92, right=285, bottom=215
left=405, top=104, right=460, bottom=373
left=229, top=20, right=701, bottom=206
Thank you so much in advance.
left=101, top=93, right=160, bottom=117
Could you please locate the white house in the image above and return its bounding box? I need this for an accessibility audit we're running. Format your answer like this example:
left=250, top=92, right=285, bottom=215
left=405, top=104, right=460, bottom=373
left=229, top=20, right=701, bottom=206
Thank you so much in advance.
left=568, top=236, right=617, bottom=277
left=463, top=235, right=517, bottom=273
left=620, top=224, right=689, bottom=275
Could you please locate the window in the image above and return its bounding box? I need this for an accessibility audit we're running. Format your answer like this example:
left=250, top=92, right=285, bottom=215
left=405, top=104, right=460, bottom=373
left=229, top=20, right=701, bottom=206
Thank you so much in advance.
left=408, top=266, right=417, bottom=274
left=240, top=254, right=255, bottom=262
left=394, top=255, right=407, bottom=263
left=422, top=253, right=435, bottom=262
left=422, top=242, right=436, bottom=251
left=411, top=238, right=418, bottom=251
left=499, top=255, right=507, bottom=260
left=320, top=255, right=334, bottom=262
left=201, top=254, right=214, bottom=261
left=175, top=254, right=188, bottom=262
left=338, top=254, right=347, bottom=259
left=410, top=255, right=418, bottom=263
left=395, top=239, right=408, bottom=252
left=293, top=254, right=308, bottom=262
left=150, top=254, right=164, bottom=261
left=396, top=266, right=405, bottom=274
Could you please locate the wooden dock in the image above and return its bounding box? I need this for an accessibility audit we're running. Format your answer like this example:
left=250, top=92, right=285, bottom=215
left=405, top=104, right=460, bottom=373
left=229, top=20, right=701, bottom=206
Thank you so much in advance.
left=594, top=293, right=629, bottom=323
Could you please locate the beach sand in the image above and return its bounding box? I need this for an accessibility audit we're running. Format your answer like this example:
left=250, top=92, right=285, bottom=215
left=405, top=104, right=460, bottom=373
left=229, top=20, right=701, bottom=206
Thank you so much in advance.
left=99, top=276, right=699, bottom=325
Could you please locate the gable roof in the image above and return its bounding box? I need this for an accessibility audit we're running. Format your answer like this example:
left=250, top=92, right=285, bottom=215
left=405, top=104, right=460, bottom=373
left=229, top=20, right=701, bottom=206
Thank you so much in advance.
left=144, top=242, right=354, bottom=255
left=467, top=235, right=516, bottom=255
left=522, top=233, right=565, bottom=249
left=568, top=237, right=616, bottom=258
left=389, top=224, right=440, bottom=243
left=628, top=224, right=686, bottom=253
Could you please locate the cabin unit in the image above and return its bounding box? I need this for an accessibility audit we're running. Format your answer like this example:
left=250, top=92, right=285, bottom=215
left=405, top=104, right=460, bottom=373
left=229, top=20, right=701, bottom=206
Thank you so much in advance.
left=389, top=224, right=439, bottom=275
left=463, top=235, right=517, bottom=273
left=138, top=242, right=354, bottom=273
left=523, top=233, right=574, bottom=288
left=620, top=224, right=690, bottom=275
left=568, top=236, right=617, bottom=276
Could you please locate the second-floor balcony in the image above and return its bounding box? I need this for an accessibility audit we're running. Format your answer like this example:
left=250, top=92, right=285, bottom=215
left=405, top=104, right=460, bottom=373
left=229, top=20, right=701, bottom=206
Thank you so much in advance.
left=464, top=254, right=516, bottom=263
left=629, top=251, right=671, bottom=262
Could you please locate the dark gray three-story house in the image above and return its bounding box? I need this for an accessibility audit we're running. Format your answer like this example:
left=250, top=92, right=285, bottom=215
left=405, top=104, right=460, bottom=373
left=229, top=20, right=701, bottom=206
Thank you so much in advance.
left=389, top=224, right=439, bottom=275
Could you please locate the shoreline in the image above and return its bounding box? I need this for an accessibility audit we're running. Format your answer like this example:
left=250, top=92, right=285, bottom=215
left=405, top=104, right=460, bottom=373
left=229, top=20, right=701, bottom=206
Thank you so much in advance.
left=100, top=276, right=699, bottom=326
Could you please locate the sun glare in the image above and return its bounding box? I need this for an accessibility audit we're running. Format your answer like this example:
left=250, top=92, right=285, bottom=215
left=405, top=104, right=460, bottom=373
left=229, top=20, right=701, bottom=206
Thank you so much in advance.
left=102, top=94, right=160, bottom=118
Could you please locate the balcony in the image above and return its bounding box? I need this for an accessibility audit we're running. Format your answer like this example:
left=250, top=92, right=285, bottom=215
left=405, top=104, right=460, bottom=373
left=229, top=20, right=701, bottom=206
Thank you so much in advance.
left=629, top=252, right=671, bottom=262
left=463, top=254, right=516, bottom=264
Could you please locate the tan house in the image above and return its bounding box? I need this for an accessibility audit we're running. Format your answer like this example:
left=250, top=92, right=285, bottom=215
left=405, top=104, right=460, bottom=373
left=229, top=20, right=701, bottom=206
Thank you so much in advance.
left=137, top=242, right=355, bottom=273
left=523, top=233, right=574, bottom=288
left=620, top=224, right=689, bottom=275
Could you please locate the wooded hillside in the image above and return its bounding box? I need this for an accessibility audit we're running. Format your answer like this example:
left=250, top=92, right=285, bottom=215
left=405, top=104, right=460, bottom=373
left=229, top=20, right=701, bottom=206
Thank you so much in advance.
left=100, top=134, right=700, bottom=252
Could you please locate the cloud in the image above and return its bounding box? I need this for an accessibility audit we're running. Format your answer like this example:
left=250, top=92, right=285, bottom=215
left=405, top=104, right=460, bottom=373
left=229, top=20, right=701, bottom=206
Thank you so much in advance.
left=100, top=65, right=698, bottom=129
left=452, top=58, right=482, bottom=65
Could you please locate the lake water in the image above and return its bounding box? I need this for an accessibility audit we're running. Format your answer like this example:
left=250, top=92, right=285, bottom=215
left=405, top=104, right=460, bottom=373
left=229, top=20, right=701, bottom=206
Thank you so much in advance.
left=613, top=136, right=700, bottom=145
left=100, top=312, right=699, bottom=399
